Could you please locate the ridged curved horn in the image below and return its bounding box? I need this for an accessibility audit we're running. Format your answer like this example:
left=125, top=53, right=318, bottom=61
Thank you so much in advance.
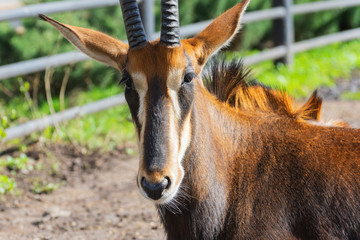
left=119, top=0, right=148, bottom=49
left=160, top=0, right=180, bottom=46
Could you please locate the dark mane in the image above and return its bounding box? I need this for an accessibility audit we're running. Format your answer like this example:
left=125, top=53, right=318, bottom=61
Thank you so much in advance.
left=203, top=59, right=322, bottom=120
left=203, top=59, right=253, bottom=103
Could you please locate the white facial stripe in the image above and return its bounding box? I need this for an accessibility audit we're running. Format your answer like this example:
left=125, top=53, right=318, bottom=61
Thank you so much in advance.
left=137, top=89, right=147, bottom=125
left=178, top=114, right=191, bottom=164
left=131, top=72, right=148, bottom=126
left=168, top=108, right=180, bottom=166
left=134, top=124, right=140, bottom=148
left=131, top=72, right=148, bottom=90
left=167, top=69, right=182, bottom=89
left=138, top=119, right=146, bottom=165
left=167, top=69, right=183, bottom=119
left=130, top=72, right=148, bottom=163
left=168, top=89, right=181, bottom=119
left=167, top=68, right=191, bottom=172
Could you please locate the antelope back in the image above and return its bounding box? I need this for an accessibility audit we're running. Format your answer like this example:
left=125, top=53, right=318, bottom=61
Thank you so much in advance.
left=204, top=60, right=350, bottom=127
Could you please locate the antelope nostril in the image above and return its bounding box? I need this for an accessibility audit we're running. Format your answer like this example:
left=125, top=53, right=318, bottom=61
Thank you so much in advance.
left=141, top=177, right=170, bottom=200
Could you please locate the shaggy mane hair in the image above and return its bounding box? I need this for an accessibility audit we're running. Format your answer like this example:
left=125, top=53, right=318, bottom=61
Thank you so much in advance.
left=203, top=59, right=322, bottom=121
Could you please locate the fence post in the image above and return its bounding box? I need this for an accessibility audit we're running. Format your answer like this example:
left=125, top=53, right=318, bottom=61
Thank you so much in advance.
left=139, top=0, right=155, bottom=40
left=272, top=0, right=294, bottom=65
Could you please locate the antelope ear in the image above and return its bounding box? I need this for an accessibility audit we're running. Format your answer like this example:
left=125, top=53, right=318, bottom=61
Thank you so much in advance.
left=183, top=0, right=250, bottom=70
left=298, top=90, right=323, bottom=120
left=39, top=14, right=128, bottom=71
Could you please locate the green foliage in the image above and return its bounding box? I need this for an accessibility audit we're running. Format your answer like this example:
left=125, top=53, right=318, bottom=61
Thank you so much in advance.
left=176, top=0, right=360, bottom=51
left=31, top=181, right=61, bottom=194
left=229, top=40, right=360, bottom=98
left=182, top=0, right=272, bottom=51
left=1, top=0, right=359, bottom=100
left=0, top=77, right=36, bottom=144
left=0, top=111, right=13, bottom=140
left=0, top=153, right=34, bottom=172
left=341, top=91, right=360, bottom=100
left=0, top=116, right=8, bottom=139
left=49, top=104, right=135, bottom=150
left=2, top=82, right=134, bottom=150
left=0, top=175, right=16, bottom=194
left=0, top=4, right=124, bottom=99
left=0, top=96, right=31, bottom=134
left=42, top=85, right=135, bottom=149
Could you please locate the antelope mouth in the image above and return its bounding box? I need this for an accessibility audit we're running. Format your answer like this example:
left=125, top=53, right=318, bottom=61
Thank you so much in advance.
left=139, top=185, right=180, bottom=204
left=138, top=176, right=181, bottom=204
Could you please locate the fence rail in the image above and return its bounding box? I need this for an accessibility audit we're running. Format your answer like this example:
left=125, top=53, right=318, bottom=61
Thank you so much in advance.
left=3, top=94, right=126, bottom=142
left=0, top=51, right=88, bottom=80
left=2, top=0, right=360, bottom=143
left=0, top=0, right=123, bottom=22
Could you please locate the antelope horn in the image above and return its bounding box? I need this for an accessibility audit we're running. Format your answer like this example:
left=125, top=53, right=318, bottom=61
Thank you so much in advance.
left=119, top=0, right=148, bottom=49
left=160, top=0, right=180, bottom=46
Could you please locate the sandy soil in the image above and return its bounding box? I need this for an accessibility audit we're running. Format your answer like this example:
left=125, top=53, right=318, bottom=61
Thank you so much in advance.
left=0, top=145, right=165, bottom=240
left=0, top=100, right=359, bottom=240
left=321, top=100, right=360, bottom=128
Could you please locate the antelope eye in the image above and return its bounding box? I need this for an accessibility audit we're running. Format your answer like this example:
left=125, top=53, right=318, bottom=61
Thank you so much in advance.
left=120, top=71, right=134, bottom=90
left=125, top=78, right=134, bottom=89
left=182, top=71, right=197, bottom=85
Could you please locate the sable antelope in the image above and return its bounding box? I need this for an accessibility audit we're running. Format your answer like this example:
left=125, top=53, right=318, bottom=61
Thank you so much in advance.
left=40, top=0, right=360, bottom=239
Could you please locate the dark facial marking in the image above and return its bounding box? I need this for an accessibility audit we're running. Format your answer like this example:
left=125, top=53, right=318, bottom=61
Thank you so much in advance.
left=121, top=70, right=142, bottom=132
left=143, top=76, right=170, bottom=173
left=178, top=58, right=196, bottom=126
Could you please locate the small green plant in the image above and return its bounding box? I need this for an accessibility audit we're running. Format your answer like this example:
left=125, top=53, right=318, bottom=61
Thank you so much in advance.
left=124, top=147, right=136, bottom=156
left=0, top=109, right=17, bottom=144
left=31, top=181, right=61, bottom=194
left=0, top=175, right=16, bottom=194
left=0, top=153, right=33, bottom=172
left=0, top=116, right=8, bottom=139
left=49, top=162, right=60, bottom=176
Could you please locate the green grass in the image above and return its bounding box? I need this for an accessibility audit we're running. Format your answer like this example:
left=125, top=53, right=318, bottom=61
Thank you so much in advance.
left=0, top=153, right=33, bottom=172
left=0, top=153, right=34, bottom=195
left=342, top=91, right=360, bottom=100
left=230, top=40, right=360, bottom=98
left=31, top=181, right=62, bottom=194
left=36, top=85, right=136, bottom=149
left=46, top=105, right=135, bottom=150
left=1, top=40, right=360, bottom=149
left=1, top=83, right=135, bottom=150
left=0, top=175, right=16, bottom=194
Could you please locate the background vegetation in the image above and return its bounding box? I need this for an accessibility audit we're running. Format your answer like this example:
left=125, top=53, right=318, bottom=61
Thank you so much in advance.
left=1, top=0, right=360, bottom=150
left=1, top=0, right=360, bottom=99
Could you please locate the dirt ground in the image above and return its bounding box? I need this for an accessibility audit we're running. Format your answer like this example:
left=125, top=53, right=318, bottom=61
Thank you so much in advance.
left=0, top=144, right=165, bottom=240
left=0, top=100, right=359, bottom=240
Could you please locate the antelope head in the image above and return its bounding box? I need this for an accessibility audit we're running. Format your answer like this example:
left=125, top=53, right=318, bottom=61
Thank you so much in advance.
left=40, top=0, right=250, bottom=203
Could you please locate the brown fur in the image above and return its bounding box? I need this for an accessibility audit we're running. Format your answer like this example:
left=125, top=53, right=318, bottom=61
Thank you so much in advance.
left=160, top=76, right=360, bottom=240
left=126, top=42, right=188, bottom=82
